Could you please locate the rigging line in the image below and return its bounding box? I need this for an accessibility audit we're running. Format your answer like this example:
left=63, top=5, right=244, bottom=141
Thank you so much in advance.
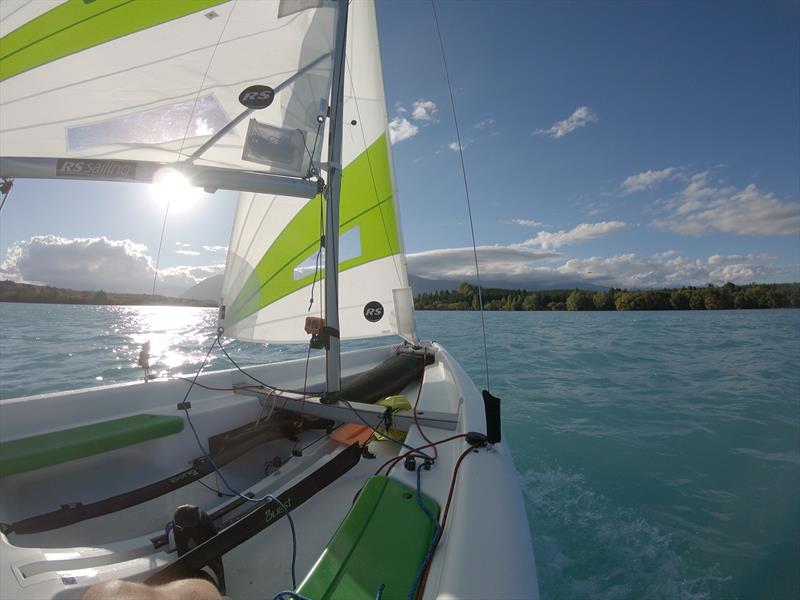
left=431, top=0, right=491, bottom=391
left=151, top=201, right=170, bottom=295
left=299, top=117, right=324, bottom=178
left=293, top=343, right=313, bottom=445
left=344, top=57, right=404, bottom=285
left=176, top=0, right=237, bottom=161
left=307, top=193, right=325, bottom=314
left=179, top=330, right=300, bottom=589
left=216, top=339, right=321, bottom=397
left=0, top=178, right=13, bottom=213
left=307, top=139, right=326, bottom=315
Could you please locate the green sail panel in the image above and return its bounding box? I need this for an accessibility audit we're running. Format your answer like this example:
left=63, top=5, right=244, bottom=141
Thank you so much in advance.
left=0, top=0, right=230, bottom=82
left=226, top=133, right=399, bottom=325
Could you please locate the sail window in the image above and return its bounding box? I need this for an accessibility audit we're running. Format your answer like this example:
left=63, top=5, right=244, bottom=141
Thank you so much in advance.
left=66, top=95, right=228, bottom=151
left=338, top=226, right=362, bottom=263
left=292, top=226, right=361, bottom=280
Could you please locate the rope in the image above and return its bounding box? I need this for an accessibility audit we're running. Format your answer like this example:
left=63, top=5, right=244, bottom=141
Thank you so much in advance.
left=412, top=348, right=437, bottom=461
left=151, top=201, right=170, bottom=295
left=216, top=339, right=322, bottom=397
left=176, top=0, right=237, bottom=161
left=179, top=331, right=301, bottom=589
left=340, top=397, right=433, bottom=460
left=414, top=443, right=480, bottom=599
left=408, top=462, right=441, bottom=600
left=431, top=0, right=491, bottom=391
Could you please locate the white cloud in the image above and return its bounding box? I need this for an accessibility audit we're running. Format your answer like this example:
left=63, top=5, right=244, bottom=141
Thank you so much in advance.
left=389, top=116, right=419, bottom=144
left=556, top=252, right=787, bottom=288
left=621, top=168, right=676, bottom=194
left=474, top=118, right=495, bottom=129
left=388, top=99, right=438, bottom=144
left=407, top=245, right=561, bottom=281
left=656, top=173, right=799, bottom=236
left=511, top=219, right=545, bottom=227
left=535, top=106, right=597, bottom=139
left=524, top=221, right=629, bottom=250
left=176, top=250, right=201, bottom=256
left=175, top=242, right=192, bottom=247
left=0, top=235, right=223, bottom=297
left=448, top=141, right=466, bottom=151
left=404, top=244, right=793, bottom=289
left=202, top=245, right=228, bottom=252
left=411, top=99, right=438, bottom=122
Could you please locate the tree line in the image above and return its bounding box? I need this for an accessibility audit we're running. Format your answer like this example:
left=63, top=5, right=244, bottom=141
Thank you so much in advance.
left=414, top=282, right=800, bottom=311
left=0, top=281, right=215, bottom=307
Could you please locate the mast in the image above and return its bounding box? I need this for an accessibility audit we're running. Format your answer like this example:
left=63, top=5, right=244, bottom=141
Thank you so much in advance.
left=324, top=0, right=349, bottom=393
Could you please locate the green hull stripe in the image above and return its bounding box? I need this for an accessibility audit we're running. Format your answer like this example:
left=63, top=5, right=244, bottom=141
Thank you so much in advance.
left=227, top=133, right=400, bottom=324
left=0, top=0, right=229, bottom=82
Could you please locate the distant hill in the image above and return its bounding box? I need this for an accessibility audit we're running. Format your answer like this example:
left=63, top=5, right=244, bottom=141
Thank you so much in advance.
left=0, top=281, right=215, bottom=307
left=178, top=273, right=608, bottom=302
left=182, top=274, right=224, bottom=303
left=409, top=274, right=607, bottom=294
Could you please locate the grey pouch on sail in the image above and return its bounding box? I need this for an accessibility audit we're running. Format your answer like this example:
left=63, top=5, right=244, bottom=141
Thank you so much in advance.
left=242, top=119, right=307, bottom=175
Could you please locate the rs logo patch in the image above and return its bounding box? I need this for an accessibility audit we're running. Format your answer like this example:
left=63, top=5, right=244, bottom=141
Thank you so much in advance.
left=363, top=301, right=384, bottom=322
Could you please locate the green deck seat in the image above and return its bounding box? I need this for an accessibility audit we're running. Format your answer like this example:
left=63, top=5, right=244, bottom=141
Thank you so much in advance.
left=0, top=414, right=184, bottom=477
left=297, top=475, right=440, bottom=600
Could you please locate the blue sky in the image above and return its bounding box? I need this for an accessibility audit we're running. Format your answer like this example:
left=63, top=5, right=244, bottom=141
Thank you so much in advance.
left=1, top=0, right=798, bottom=295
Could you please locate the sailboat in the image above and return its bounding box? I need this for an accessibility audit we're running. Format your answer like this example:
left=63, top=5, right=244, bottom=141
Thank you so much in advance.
left=0, top=1, right=538, bottom=598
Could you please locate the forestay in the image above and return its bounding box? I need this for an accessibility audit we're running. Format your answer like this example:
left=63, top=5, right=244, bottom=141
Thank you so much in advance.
left=219, top=0, right=416, bottom=343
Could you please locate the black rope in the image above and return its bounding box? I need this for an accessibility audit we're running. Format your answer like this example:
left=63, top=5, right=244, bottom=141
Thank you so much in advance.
left=431, top=0, right=491, bottom=391
left=308, top=194, right=324, bottom=313
left=216, top=338, right=322, bottom=398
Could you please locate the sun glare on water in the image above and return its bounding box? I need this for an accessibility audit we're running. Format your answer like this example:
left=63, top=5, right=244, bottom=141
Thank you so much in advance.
left=150, top=168, right=203, bottom=213
left=127, top=305, right=211, bottom=372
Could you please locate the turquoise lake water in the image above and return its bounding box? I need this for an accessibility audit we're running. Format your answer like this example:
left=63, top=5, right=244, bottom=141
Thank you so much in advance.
left=1, top=303, right=798, bottom=599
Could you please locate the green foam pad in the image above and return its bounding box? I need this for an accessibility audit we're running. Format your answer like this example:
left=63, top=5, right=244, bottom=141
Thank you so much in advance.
left=0, top=414, right=183, bottom=477
left=297, top=475, right=440, bottom=600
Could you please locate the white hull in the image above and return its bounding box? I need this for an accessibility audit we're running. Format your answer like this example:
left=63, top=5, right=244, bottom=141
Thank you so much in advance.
left=0, top=343, right=538, bottom=599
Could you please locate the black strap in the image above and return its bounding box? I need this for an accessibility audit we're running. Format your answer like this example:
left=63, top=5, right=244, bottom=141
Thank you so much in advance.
left=146, top=442, right=361, bottom=586
left=8, top=459, right=214, bottom=535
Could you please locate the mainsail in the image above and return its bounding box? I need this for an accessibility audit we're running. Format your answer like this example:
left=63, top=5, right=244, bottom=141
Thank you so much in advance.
left=219, top=0, right=416, bottom=343
left=0, top=0, right=336, bottom=175
left=0, top=0, right=416, bottom=343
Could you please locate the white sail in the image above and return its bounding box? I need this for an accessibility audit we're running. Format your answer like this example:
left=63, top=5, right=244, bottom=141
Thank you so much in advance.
left=218, top=0, right=416, bottom=343
left=0, top=0, right=337, bottom=175
left=0, top=0, right=415, bottom=344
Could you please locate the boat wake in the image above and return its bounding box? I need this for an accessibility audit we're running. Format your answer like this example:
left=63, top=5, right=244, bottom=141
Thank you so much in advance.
left=520, top=466, right=730, bottom=600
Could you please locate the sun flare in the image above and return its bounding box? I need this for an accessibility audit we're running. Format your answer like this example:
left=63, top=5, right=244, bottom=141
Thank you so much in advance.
left=150, top=168, right=202, bottom=213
